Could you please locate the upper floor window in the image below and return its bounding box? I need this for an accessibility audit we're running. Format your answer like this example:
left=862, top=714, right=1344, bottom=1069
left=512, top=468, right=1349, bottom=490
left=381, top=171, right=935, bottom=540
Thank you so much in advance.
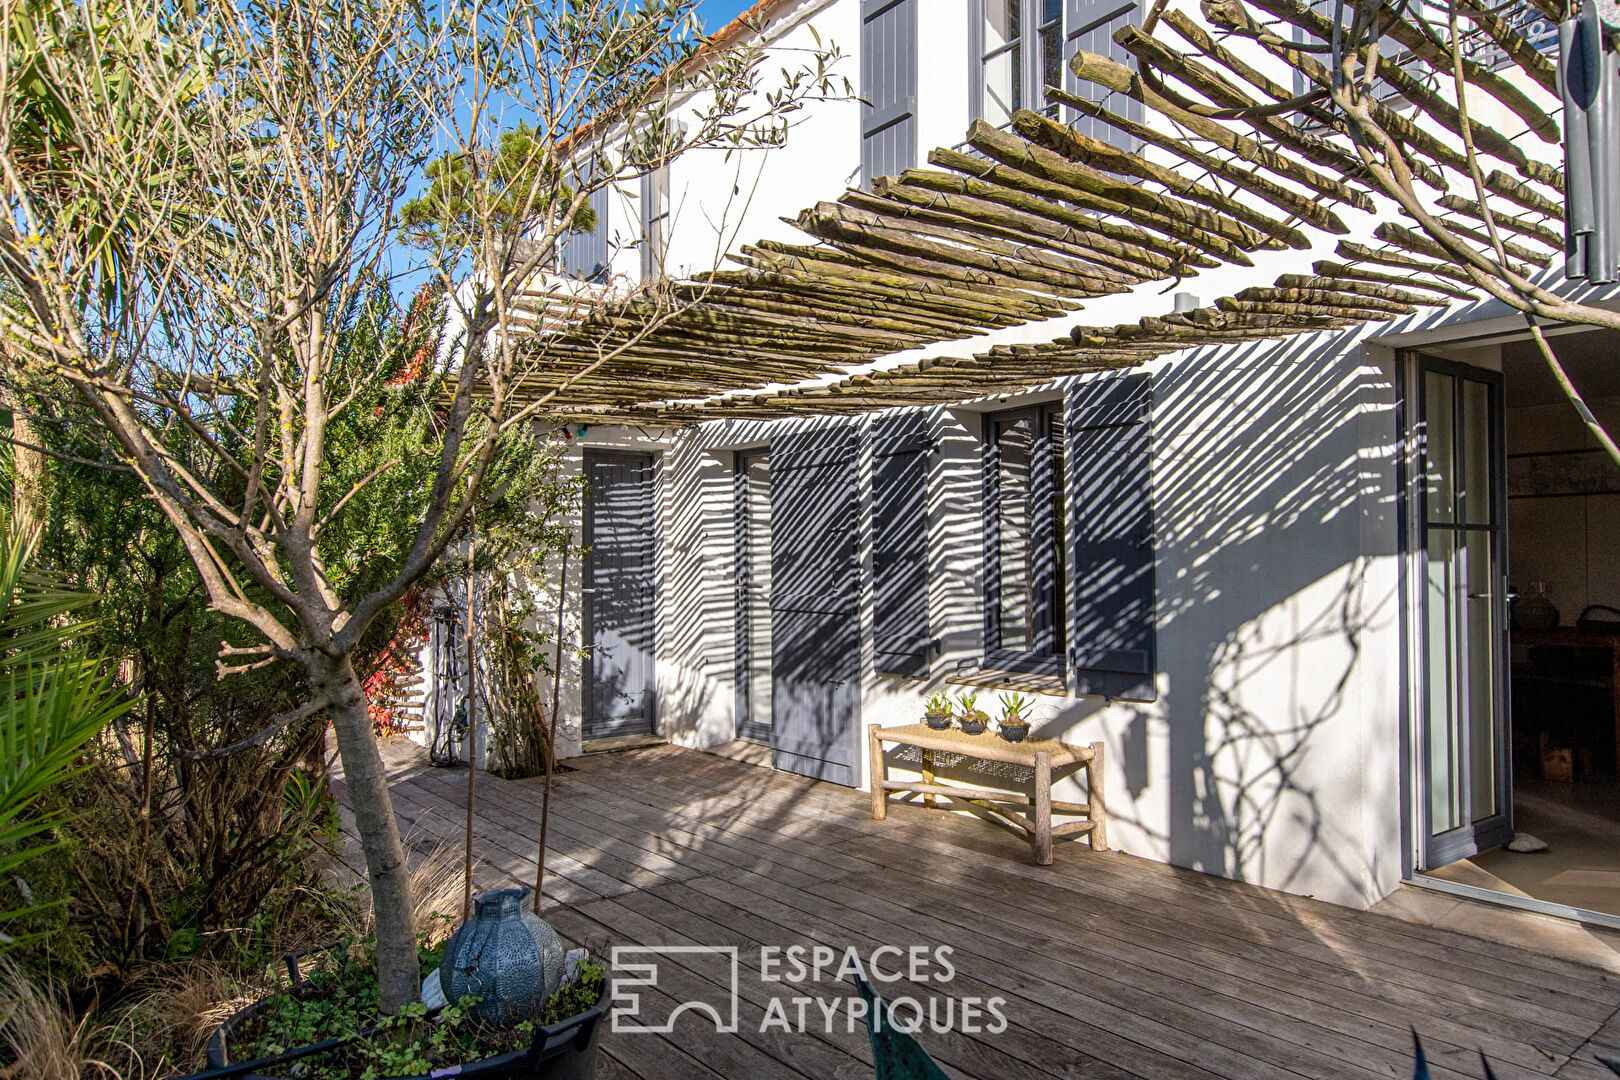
left=1292, top=0, right=1411, bottom=98
left=980, top=0, right=1065, bottom=125
left=976, top=0, right=1141, bottom=143
left=640, top=163, right=670, bottom=282
left=985, top=403, right=1066, bottom=668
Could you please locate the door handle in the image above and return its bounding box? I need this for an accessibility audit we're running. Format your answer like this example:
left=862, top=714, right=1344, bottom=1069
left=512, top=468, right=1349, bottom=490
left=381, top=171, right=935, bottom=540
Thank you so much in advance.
left=823, top=678, right=847, bottom=686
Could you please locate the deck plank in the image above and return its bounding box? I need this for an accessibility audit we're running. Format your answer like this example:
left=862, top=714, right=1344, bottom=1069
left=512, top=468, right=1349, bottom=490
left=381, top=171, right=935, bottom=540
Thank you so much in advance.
left=647, top=752, right=1617, bottom=1013
left=575, top=770, right=1584, bottom=1072
left=355, top=739, right=1620, bottom=1080
left=612, top=881, right=1148, bottom=1080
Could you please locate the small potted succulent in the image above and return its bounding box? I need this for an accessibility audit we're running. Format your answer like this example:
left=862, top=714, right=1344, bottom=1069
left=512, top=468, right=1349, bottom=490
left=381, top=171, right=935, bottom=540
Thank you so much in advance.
left=955, top=690, right=990, bottom=735
left=998, top=692, right=1032, bottom=742
left=923, top=691, right=953, bottom=730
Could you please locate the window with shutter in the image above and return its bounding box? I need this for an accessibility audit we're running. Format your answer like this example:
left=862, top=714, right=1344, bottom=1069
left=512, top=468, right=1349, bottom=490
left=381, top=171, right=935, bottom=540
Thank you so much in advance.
left=1062, top=0, right=1141, bottom=145
left=1292, top=1, right=1409, bottom=99
left=861, top=0, right=918, bottom=186
left=984, top=402, right=1067, bottom=670
left=1066, top=372, right=1156, bottom=702
left=872, top=410, right=930, bottom=677
left=770, top=423, right=861, bottom=785
left=974, top=0, right=1141, bottom=141
left=640, top=164, right=670, bottom=282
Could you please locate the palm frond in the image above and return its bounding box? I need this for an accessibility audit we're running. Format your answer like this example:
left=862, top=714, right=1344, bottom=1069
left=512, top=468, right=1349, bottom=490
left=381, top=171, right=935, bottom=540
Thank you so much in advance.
left=0, top=510, right=136, bottom=940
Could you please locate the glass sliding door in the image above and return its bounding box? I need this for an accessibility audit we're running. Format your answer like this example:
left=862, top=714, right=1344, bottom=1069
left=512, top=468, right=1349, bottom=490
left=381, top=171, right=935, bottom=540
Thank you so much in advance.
left=1415, top=358, right=1513, bottom=869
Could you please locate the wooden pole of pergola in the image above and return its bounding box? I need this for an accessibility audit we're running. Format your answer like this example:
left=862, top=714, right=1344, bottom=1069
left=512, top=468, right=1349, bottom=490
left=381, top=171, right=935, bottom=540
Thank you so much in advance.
left=535, top=539, right=571, bottom=915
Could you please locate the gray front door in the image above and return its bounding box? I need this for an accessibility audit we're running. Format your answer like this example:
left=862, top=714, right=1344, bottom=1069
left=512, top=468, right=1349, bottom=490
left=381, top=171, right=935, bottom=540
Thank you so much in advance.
left=583, top=450, right=656, bottom=742
left=1413, top=358, right=1513, bottom=869
left=770, top=425, right=860, bottom=785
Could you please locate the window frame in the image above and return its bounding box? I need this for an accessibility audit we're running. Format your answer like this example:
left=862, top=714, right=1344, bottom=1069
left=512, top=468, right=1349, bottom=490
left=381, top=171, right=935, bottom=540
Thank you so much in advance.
left=976, top=0, right=1025, bottom=127
left=972, top=0, right=1140, bottom=131
left=982, top=402, right=1068, bottom=674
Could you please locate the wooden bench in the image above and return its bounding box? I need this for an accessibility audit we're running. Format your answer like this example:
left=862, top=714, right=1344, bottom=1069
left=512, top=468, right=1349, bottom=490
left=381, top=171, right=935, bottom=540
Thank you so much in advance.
left=867, top=722, right=1107, bottom=865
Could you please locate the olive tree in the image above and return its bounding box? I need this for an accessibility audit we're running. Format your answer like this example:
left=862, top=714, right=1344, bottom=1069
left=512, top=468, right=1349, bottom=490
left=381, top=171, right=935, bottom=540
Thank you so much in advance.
left=0, top=0, right=844, bottom=1011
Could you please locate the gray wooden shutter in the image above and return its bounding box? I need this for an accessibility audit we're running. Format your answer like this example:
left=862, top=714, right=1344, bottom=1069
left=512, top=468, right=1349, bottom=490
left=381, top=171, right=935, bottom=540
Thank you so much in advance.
left=771, top=423, right=861, bottom=785
left=861, top=0, right=917, bottom=187
left=733, top=454, right=754, bottom=740
left=563, top=184, right=608, bottom=282
left=1066, top=372, right=1156, bottom=702
left=1063, top=0, right=1141, bottom=148
left=582, top=451, right=658, bottom=739
left=639, top=168, right=662, bottom=281
left=872, top=410, right=930, bottom=677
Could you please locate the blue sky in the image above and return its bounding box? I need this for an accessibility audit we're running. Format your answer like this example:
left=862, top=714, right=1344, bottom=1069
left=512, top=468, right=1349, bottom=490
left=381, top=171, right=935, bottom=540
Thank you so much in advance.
left=697, top=0, right=758, bottom=32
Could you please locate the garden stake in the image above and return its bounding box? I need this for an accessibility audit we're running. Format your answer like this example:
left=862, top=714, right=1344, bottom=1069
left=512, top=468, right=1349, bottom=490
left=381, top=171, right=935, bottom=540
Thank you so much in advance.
left=535, top=539, right=570, bottom=915
left=462, top=520, right=478, bottom=922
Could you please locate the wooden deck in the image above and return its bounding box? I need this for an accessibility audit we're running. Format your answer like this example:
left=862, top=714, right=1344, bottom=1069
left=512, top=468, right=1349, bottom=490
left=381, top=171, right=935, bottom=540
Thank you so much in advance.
left=344, top=739, right=1620, bottom=1080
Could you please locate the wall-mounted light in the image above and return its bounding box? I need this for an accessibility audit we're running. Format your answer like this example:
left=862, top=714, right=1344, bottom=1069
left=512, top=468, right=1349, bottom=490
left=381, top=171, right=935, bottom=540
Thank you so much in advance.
left=1561, top=6, right=1619, bottom=284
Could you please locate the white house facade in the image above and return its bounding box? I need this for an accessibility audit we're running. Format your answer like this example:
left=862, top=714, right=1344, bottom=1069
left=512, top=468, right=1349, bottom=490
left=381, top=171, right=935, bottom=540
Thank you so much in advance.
left=414, top=0, right=1620, bottom=925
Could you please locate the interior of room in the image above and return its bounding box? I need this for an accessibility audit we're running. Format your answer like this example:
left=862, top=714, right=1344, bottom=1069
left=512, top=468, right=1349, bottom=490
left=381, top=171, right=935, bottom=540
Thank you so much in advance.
left=1424, top=329, right=1620, bottom=920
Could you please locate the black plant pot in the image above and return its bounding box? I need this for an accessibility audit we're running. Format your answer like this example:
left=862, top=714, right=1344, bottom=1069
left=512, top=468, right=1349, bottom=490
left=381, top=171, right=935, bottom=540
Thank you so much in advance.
left=999, top=723, right=1030, bottom=743
left=924, top=712, right=952, bottom=730
left=959, top=718, right=987, bottom=735
left=196, top=946, right=609, bottom=1080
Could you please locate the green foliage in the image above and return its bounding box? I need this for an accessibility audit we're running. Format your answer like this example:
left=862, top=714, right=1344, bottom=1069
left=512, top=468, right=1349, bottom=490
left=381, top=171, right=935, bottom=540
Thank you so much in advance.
left=0, top=279, right=451, bottom=982
left=469, top=436, right=583, bottom=780
left=398, top=126, right=597, bottom=254
left=534, top=959, right=604, bottom=1026
left=234, top=940, right=604, bottom=1079
left=0, top=510, right=134, bottom=941
left=3, top=0, right=224, bottom=316
left=998, top=693, right=1031, bottom=722
left=923, top=692, right=951, bottom=715
left=953, top=690, right=977, bottom=714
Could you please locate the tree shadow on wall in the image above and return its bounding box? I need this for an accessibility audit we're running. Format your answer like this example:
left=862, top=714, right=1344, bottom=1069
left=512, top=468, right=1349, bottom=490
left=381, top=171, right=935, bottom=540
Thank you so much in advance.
left=1145, top=327, right=1397, bottom=905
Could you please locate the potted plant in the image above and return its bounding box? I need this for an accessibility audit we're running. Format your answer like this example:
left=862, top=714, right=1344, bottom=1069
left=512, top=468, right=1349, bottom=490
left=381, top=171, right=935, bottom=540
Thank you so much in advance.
left=200, top=930, right=609, bottom=1080
left=923, top=691, right=953, bottom=730
left=998, top=692, right=1033, bottom=742
left=955, top=690, right=990, bottom=735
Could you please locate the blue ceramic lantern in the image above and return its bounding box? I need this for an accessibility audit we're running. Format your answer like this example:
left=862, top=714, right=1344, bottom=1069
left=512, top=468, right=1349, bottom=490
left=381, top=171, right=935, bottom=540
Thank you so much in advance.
left=439, top=886, right=566, bottom=1025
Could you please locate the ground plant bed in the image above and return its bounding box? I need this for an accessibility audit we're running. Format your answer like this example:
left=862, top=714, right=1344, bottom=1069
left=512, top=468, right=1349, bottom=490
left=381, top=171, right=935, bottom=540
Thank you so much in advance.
left=201, top=939, right=607, bottom=1080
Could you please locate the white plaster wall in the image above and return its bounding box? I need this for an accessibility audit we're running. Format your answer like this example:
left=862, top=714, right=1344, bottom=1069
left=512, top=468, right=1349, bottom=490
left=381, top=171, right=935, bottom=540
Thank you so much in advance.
left=593, top=0, right=865, bottom=285
left=628, top=323, right=1409, bottom=910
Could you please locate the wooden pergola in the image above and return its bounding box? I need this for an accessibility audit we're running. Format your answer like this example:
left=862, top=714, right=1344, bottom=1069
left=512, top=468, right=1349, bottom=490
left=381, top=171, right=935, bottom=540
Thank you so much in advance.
left=510, top=0, right=1563, bottom=425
